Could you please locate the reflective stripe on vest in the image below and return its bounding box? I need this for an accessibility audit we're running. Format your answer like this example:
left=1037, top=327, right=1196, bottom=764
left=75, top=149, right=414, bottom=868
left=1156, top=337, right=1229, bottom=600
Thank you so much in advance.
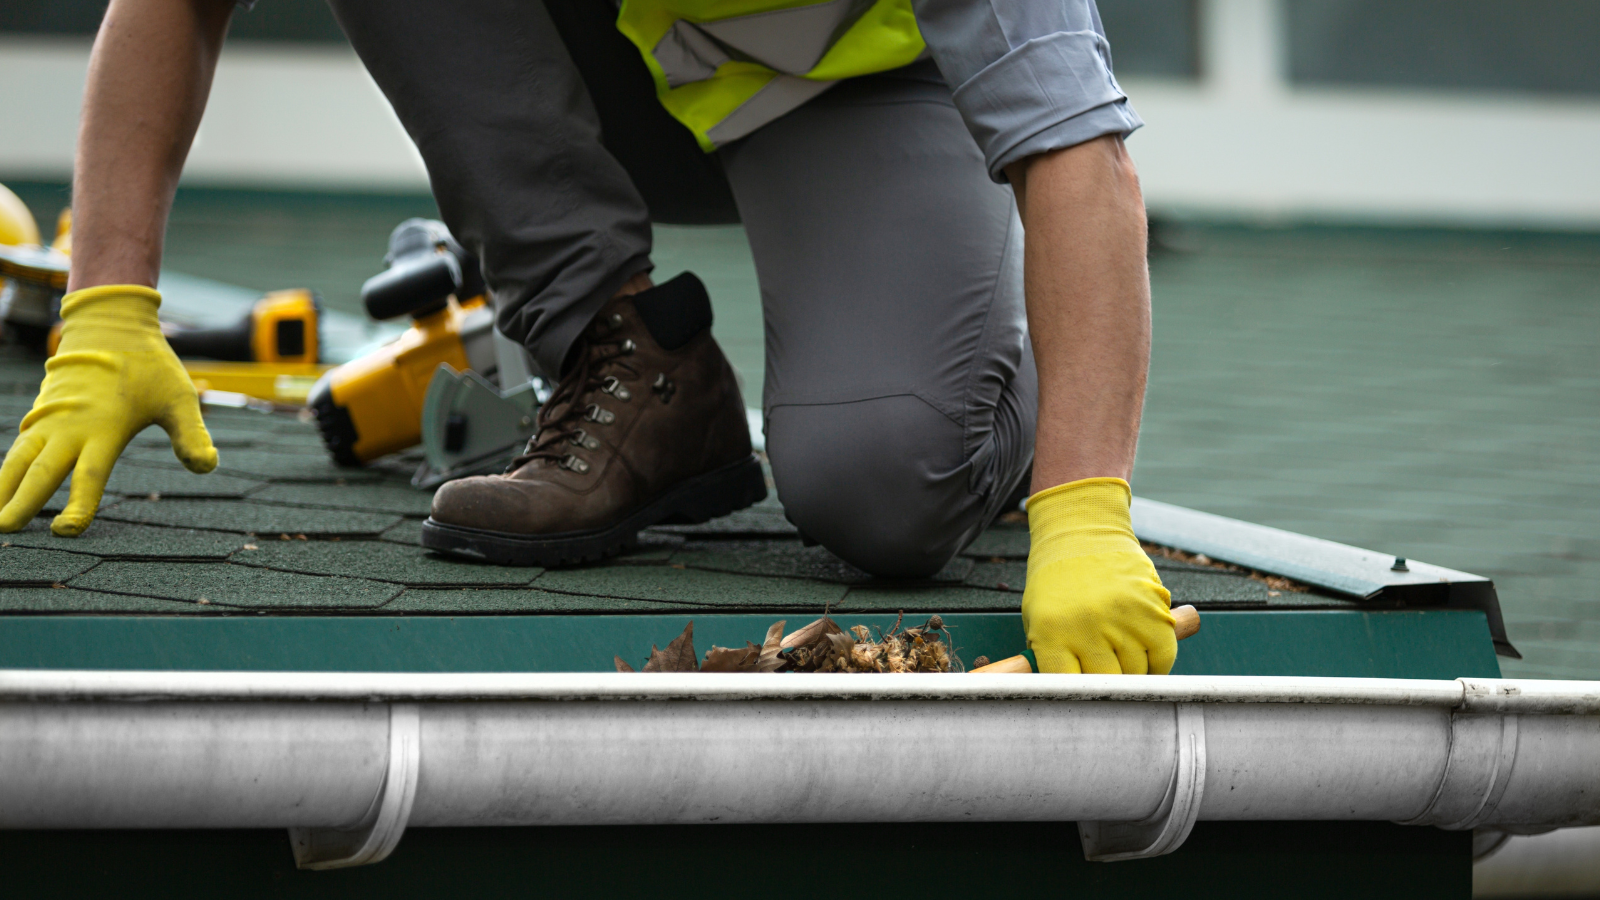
left=616, top=0, right=925, bottom=150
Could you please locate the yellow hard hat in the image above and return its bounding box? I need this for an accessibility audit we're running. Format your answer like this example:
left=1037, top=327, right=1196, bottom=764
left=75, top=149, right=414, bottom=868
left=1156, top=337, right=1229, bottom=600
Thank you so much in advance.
left=0, top=183, right=41, bottom=247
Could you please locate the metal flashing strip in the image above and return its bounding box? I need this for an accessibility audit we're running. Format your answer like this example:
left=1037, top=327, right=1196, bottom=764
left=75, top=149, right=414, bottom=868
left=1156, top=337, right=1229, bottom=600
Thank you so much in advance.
left=1131, top=497, right=1519, bottom=658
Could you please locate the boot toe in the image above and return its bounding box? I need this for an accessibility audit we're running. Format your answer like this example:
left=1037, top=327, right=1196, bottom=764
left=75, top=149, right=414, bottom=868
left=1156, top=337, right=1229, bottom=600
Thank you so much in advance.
left=431, top=476, right=520, bottom=530
left=431, top=473, right=586, bottom=535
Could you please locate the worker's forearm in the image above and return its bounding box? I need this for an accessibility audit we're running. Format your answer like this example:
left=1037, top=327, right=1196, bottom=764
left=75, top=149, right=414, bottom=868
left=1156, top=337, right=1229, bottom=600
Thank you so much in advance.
left=67, top=0, right=232, bottom=293
left=1007, top=135, right=1151, bottom=494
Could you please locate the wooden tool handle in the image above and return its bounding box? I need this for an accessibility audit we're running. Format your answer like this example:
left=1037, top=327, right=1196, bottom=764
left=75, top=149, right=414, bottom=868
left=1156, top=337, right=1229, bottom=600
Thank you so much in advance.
left=1173, top=604, right=1200, bottom=640
left=969, top=654, right=1034, bottom=674
left=970, top=605, right=1201, bottom=674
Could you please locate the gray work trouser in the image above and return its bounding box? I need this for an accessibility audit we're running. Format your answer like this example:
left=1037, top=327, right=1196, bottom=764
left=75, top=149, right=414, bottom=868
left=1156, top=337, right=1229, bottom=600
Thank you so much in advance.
left=325, top=0, right=1140, bottom=577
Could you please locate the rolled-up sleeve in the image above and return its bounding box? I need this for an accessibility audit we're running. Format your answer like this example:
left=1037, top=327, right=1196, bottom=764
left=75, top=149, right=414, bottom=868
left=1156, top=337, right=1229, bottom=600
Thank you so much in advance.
left=912, top=0, right=1143, bottom=182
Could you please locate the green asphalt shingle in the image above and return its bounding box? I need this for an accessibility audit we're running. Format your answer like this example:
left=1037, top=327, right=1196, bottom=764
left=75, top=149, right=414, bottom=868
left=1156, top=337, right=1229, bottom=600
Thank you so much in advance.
left=0, top=372, right=41, bottom=394
left=0, top=586, right=216, bottom=614
left=533, top=564, right=849, bottom=609
left=652, top=501, right=797, bottom=537
left=1149, top=556, right=1242, bottom=574
left=39, top=486, right=82, bottom=514
left=3, top=519, right=246, bottom=559
left=251, top=439, right=343, bottom=456
left=961, top=525, right=1030, bottom=560
left=120, top=447, right=385, bottom=483
left=380, top=518, right=425, bottom=546
left=964, top=560, right=1026, bottom=592
left=231, top=539, right=541, bottom=586
left=837, top=584, right=1023, bottom=613
left=98, top=499, right=400, bottom=536
left=0, top=546, right=100, bottom=585
left=1, top=395, right=33, bottom=433
left=962, top=559, right=1289, bottom=606
left=667, top=539, right=974, bottom=584
left=249, top=482, right=435, bottom=517
left=129, top=424, right=260, bottom=450
left=1159, top=569, right=1277, bottom=605
left=70, top=561, right=401, bottom=609
left=380, top=588, right=690, bottom=614
left=619, top=532, right=687, bottom=563
left=104, top=465, right=266, bottom=499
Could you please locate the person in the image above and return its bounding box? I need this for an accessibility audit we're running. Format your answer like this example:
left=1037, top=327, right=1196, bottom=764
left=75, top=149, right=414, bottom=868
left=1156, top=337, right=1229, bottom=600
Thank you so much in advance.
left=0, top=0, right=1177, bottom=675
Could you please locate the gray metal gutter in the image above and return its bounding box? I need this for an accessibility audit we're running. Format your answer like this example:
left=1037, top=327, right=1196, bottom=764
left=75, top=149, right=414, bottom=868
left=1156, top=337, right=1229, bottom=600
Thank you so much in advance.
left=1, top=668, right=1592, bottom=708
left=1132, top=497, right=1520, bottom=657
left=2, top=670, right=1595, bottom=870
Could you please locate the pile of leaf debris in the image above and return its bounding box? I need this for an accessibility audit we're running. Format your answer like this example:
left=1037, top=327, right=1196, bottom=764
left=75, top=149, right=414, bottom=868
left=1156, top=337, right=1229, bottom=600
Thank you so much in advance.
left=615, top=615, right=956, bottom=674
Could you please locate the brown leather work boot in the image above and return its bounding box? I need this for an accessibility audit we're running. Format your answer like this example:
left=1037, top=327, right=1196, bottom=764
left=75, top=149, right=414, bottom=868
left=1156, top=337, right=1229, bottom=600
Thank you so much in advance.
left=421, top=273, right=765, bottom=565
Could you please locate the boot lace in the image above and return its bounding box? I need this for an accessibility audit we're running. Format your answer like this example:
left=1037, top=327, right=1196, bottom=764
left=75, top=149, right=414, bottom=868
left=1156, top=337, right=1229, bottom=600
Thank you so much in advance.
left=507, top=325, right=636, bottom=471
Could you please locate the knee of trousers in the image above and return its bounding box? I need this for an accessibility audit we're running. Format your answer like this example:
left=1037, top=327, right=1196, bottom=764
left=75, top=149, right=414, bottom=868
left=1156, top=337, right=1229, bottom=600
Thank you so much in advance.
left=766, top=395, right=987, bottom=579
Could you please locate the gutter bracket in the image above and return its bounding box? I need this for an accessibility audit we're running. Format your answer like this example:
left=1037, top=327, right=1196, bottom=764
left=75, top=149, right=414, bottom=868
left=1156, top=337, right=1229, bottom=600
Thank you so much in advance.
left=1398, top=711, right=1519, bottom=831
left=290, top=703, right=421, bottom=870
left=1079, top=703, right=1206, bottom=861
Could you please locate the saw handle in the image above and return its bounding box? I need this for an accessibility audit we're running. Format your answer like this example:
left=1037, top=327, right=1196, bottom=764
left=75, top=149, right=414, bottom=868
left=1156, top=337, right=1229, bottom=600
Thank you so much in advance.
left=970, top=605, right=1200, bottom=674
left=362, top=219, right=484, bottom=321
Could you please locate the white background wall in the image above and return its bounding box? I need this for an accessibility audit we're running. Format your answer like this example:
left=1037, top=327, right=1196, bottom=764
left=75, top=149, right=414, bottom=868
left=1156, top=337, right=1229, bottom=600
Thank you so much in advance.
left=0, top=37, right=428, bottom=190
left=4, top=0, right=1600, bottom=229
left=1126, top=0, right=1600, bottom=228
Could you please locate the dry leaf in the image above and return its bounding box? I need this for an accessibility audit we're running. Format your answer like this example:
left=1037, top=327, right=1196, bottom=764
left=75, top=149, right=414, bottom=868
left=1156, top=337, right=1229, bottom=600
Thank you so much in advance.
left=642, top=621, right=698, bottom=672
left=780, top=616, right=842, bottom=650
left=755, top=620, right=786, bottom=673
left=701, top=643, right=760, bottom=672
left=613, top=614, right=955, bottom=675
left=614, top=656, right=636, bottom=673
left=825, top=630, right=855, bottom=656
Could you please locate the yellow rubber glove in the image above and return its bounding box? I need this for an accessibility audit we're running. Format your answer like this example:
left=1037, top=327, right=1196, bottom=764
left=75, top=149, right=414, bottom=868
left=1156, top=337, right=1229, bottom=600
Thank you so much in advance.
left=1022, top=477, right=1176, bottom=674
left=0, top=285, right=217, bottom=536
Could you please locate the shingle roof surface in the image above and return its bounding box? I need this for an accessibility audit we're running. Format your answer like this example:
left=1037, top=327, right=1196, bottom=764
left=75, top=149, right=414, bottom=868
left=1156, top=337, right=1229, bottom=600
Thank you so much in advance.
left=1, top=345, right=1358, bottom=617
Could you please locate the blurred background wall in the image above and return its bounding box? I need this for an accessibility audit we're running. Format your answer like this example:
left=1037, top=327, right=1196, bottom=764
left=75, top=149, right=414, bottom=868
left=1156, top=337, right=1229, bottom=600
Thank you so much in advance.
left=3, top=0, right=1600, bottom=227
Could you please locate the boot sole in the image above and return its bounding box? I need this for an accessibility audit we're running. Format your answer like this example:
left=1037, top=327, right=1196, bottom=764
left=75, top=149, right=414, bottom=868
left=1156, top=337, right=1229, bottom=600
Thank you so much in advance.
left=419, top=455, right=768, bottom=567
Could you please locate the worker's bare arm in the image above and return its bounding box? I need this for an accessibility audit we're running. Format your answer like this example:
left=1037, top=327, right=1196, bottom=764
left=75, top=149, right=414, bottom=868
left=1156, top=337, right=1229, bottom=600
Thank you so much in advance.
left=1005, top=134, right=1150, bottom=494
left=1007, top=136, right=1176, bottom=676
left=68, top=0, right=234, bottom=292
left=0, top=0, right=226, bottom=536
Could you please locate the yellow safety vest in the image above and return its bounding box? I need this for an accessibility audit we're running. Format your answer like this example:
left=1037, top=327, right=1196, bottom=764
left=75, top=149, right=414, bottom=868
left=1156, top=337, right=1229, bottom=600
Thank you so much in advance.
left=616, top=0, right=926, bottom=150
